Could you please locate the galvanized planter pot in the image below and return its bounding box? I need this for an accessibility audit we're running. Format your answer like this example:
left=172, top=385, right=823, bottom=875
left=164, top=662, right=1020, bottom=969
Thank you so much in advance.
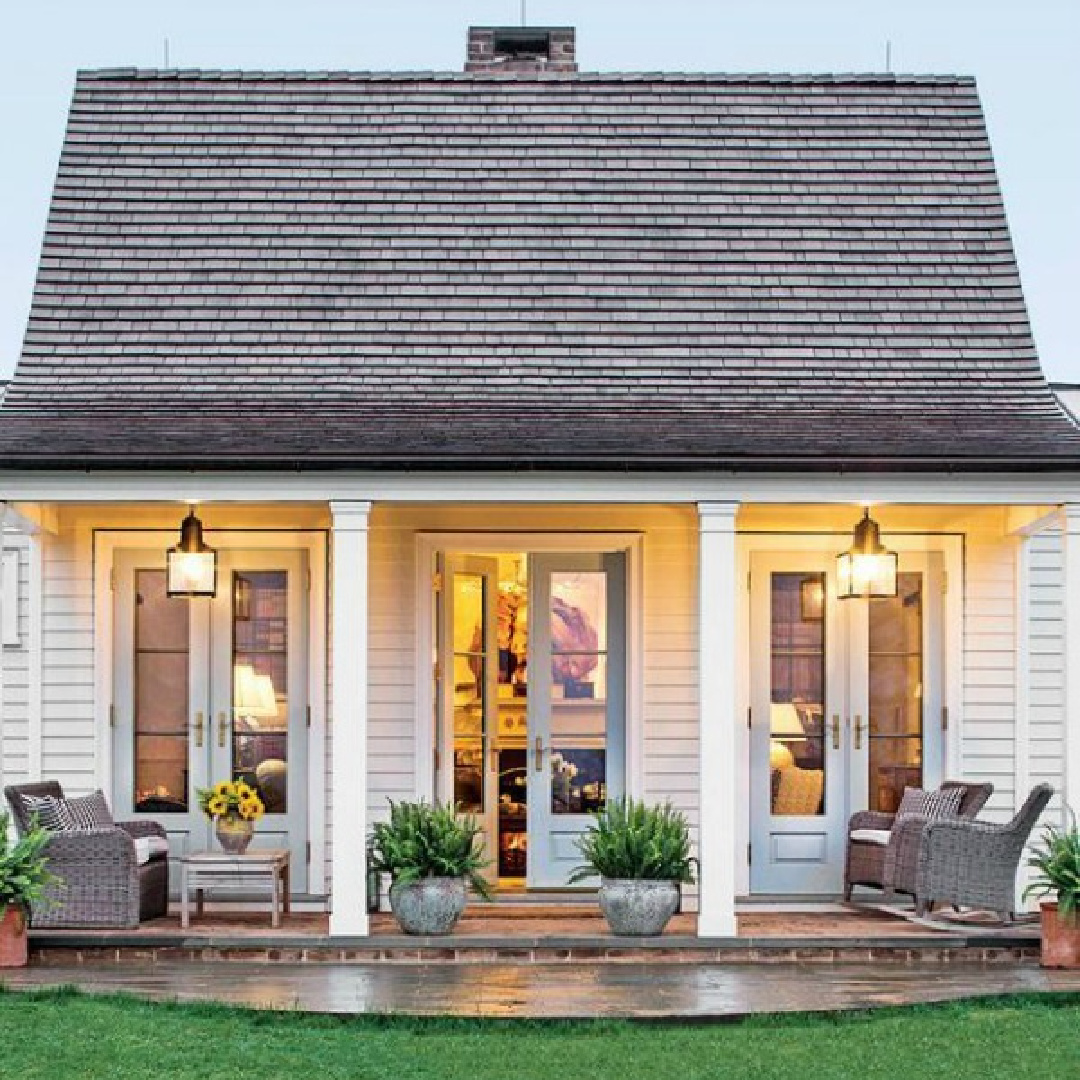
left=598, top=878, right=680, bottom=937
left=389, top=877, right=467, bottom=935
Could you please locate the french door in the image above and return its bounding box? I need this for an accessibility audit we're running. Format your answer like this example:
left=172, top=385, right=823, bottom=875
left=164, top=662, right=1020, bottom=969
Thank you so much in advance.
left=748, top=549, right=945, bottom=895
left=112, top=548, right=309, bottom=892
left=436, top=550, right=627, bottom=888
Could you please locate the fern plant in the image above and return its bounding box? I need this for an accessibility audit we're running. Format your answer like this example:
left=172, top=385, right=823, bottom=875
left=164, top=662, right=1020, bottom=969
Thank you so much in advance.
left=0, top=811, right=54, bottom=919
left=570, top=797, right=695, bottom=884
left=369, top=800, right=492, bottom=900
left=1025, top=812, right=1080, bottom=916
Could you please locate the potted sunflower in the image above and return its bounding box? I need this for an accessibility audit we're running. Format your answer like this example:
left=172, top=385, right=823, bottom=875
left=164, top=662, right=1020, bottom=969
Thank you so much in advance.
left=197, top=780, right=265, bottom=854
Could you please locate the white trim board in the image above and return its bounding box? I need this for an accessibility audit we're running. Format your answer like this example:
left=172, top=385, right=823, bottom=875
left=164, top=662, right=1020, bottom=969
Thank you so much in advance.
left=0, top=470, right=1078, bottom=505
left=413, top=531, right=646, bottom=807
left=92, top=528, right=330, bottom=893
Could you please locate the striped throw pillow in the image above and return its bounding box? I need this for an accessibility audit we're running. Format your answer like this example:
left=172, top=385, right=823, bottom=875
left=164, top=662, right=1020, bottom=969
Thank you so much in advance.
left=896, top=785, right=963, bottom=824
left=60, top=791, right=114, bottom=831
left=21, top=794, right=67, bottom=832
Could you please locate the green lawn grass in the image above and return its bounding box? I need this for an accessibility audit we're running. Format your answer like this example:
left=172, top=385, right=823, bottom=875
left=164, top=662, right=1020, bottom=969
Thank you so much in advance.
left=1, top=988, right=1077, bottom=1080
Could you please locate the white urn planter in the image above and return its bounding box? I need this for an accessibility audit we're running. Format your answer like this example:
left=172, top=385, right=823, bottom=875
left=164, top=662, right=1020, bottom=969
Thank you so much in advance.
left=389, top=877, right=467, bottom=935
left=598, top=878, right=680, bottom=937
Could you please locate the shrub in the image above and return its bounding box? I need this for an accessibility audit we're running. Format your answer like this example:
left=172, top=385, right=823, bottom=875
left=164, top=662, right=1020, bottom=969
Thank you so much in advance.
left=1025, top=812, right=1080, bottom=916
left=369, top=801, right=491, bottom=899
left=570, top=797, right=695, bottom=884
left=0, top=811, right=55, bottom=918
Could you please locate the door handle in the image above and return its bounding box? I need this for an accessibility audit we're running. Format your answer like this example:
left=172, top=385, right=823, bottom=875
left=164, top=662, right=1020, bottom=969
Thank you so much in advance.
left=193, top=711, right=204, bottom=749
left=217, top=711, right=228, bottom=749
left=534, top=736, right=544, bottom=773
left=830, top=714, right=841, bottom=751
left=854, top=715, right=864, bottom=751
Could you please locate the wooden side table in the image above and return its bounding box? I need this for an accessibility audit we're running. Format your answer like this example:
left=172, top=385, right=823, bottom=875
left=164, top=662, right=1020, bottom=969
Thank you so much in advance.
left=180, top=849, right=291, bottom=929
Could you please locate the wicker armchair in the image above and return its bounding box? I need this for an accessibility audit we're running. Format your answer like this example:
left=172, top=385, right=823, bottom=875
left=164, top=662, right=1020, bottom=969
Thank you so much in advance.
left=844, top=781, right=993, bottom=901
left=911, top=783, right=1053, bottom=922
left=4, top=781, right=169, bottom=928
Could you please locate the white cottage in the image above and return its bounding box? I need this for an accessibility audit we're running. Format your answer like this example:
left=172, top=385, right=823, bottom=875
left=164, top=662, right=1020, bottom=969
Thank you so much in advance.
left=0, top=27, right=1077, bottom=936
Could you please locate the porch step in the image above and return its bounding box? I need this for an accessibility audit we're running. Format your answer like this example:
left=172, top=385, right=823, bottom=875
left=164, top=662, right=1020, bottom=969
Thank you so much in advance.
left=28, top=933, right=1040, bottom=966
left=29, top=907, right=1040, bottom=967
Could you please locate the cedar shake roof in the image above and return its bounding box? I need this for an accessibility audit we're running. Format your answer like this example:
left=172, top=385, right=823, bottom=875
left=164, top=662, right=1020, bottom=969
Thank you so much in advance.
left=2, top=67, right=1078, bottom=470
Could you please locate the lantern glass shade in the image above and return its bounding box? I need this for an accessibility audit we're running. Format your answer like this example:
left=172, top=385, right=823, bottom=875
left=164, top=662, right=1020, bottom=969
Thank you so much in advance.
left=836, top=509, right=898, bottom=600
left=166, top=510, right=217, bottom=598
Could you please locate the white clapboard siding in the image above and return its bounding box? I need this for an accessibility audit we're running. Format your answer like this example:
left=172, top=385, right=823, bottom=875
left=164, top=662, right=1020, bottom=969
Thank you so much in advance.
left=1, top=532, right=32, bottom=787
left=1025, top=526, right=1066, bottom=822
left=962, top=530, right=1019, bottom=821
left=39, top=526, right=97, bottom=794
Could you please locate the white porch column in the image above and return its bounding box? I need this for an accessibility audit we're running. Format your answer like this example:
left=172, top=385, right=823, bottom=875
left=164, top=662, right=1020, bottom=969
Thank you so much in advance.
left=1062, top=505, right=1080, bottom=814
left=329, top=500, right=373, bottom=937
left=697, top=501, right=740, bottom=937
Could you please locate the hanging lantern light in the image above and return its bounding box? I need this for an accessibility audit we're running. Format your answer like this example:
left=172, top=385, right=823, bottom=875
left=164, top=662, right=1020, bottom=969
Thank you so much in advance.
left=166, top=507, right=217, bottom=598
left=836, top=508, right=897, bottom=600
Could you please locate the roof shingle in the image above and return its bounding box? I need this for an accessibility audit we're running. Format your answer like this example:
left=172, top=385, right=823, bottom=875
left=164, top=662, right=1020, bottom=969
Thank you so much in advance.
left=2, top=68, right=1077, bottom=469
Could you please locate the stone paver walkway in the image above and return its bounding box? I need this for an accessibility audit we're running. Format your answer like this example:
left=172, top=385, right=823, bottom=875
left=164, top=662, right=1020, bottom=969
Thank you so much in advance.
left=3, top=961, right=1078, bottom=1019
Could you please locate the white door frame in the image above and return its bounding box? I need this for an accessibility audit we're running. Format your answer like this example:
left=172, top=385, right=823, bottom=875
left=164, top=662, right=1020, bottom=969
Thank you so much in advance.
left=415, top=532, right=645, bottom=811
left=93, top=528, right=329, bottom=893
left=735, top=531, right=963, bottom=896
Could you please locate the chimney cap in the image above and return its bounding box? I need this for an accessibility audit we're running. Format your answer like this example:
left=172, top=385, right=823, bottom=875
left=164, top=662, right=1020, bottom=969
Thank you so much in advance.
left=465, top=26, right=578, bottom=74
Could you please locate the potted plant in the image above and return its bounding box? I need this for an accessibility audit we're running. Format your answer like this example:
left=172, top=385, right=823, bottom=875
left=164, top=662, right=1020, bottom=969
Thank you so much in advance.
left=1025, top=814, right=1080, bottom=968
left=0, top=811, right=54, bottom=967
left=197, top=780, right=265, bottom=854
left=369, top=801, right=491, bottom=934
left=571, top=797, right=695, bottom=936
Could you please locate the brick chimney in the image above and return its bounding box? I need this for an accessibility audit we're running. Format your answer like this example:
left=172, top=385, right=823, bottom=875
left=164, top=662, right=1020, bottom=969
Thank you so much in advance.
left=465, top=27, right=577, bottom=73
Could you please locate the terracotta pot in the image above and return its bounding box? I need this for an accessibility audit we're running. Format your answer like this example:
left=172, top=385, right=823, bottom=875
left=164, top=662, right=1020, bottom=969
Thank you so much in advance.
left=215, top=816, right=255, bottom=854
left=1040, top=901, right=1080, bottom=968
left=0, top=907, right=29, bottom=968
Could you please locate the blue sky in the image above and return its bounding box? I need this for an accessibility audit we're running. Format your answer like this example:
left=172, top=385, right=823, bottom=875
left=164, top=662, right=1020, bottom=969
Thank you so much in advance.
left=1, top=0, right=1076, bottom=380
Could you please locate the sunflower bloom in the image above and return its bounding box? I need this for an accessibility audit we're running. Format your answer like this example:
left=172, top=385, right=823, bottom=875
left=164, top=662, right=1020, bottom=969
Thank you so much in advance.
left=207, top=794, right=227, bottom=817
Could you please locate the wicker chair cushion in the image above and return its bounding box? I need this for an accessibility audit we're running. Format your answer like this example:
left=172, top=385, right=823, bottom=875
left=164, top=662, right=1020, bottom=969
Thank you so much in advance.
left=895, top=785, right=963, bottom=824
left=849, top=828, right=891, bottom=846
left=133, top=836, right=170, bottom=865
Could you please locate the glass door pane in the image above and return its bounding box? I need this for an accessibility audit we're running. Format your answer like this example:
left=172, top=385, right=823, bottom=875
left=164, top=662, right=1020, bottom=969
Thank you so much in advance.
left=867, top=572, right=924, bottom=813
left=549, top=571, right=609, bottom=816
left=451, top=571, right=487, bottom=815
left=769, top=572, right=826, bottom=817
left=232, top=571, right=289, bottom=813
left=133, top=569, right=191, bottom=813
left=438, top=556, right=500, bottom=877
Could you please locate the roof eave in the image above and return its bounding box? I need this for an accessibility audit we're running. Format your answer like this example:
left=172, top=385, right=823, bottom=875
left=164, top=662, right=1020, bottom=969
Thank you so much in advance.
left=1, top=452, right=1079, bottom=474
